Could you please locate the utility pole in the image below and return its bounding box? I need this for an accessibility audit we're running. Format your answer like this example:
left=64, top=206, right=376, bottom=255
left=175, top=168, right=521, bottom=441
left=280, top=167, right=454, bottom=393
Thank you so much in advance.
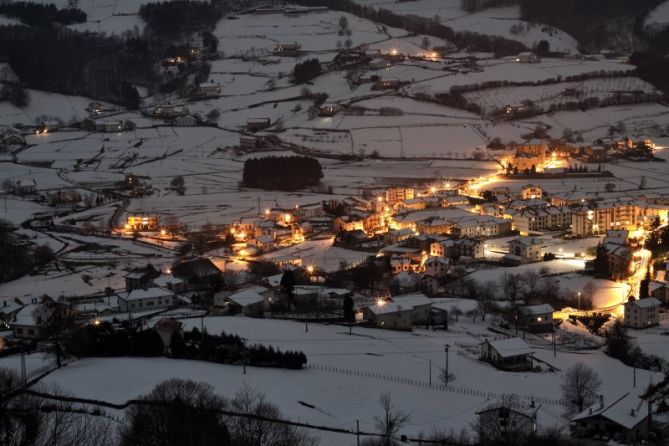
left=356, top=420, right=360, bottom=446
left=444, top=344, right=449, bottom=384
left=634, top=366, right=636, bottom=388
left=429, top=359, right=432, bottom=385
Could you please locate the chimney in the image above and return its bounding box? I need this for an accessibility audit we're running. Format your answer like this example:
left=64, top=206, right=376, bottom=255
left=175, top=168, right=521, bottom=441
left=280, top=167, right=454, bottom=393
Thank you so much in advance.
left=630, top=409, right=635, bottom=417
left=599, top=395, right=604, bottom=409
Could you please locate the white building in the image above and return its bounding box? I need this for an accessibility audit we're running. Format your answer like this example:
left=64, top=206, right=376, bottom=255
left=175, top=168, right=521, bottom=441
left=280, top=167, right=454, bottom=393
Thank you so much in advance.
left=118, top=287, right=175, bottom=313
left=507, top=237, right=542, bottom=264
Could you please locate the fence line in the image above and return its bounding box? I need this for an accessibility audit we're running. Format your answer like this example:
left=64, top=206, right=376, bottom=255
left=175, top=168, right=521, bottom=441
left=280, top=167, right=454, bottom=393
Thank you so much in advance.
left=306, top=363, right=566, bottom=406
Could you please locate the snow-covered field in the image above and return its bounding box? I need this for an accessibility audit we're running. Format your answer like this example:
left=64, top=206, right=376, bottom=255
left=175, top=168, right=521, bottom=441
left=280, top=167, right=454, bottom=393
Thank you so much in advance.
left=16, top=316, right=661, bottom=445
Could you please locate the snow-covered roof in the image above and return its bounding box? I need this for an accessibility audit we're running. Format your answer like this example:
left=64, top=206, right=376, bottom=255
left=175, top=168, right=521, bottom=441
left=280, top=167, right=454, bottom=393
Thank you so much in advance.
left=628, top=297, right=661, bottom=309
left=228, top=288, right=266, bottom=307
left=485, top=338, right=533, bottom=358
left=124, top=287, right=173, bottom=301
left=152, top=275, right=184, bottom=288
left=571, top=393, right=648, bottom=429
left=12, top=304, right=47, bottom=327
left=390, top=292, right=432, bottom=308
left=367, top=301, right=412, bottom=316
left=509, top=236, right=541, bottom=247
left=519, top=304, right=554, bottom=315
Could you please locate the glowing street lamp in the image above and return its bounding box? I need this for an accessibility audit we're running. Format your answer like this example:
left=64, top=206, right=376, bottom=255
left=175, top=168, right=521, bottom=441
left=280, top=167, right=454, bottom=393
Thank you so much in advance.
left=307, top=265, right=315, bottom=274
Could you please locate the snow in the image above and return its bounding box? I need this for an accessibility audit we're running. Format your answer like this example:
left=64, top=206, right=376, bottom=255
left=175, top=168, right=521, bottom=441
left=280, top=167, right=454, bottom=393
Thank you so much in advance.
left=645, top=0, right=669, bottom=30
left=485, top=337, right=533, bottom=358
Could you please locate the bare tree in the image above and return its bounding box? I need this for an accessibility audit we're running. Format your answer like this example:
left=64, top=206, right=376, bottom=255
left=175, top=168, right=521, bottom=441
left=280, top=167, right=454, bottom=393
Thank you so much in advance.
left=473, top=395, right=535, bottom=445
left=228, top=384, right=317, bottom=446
left=561, top=363, right=602, bottom=415
left=374, top=392, right=410, bottom=446
left=521, top=271, right=541, bottom=300
left=500, top=273, right=522, bottom=302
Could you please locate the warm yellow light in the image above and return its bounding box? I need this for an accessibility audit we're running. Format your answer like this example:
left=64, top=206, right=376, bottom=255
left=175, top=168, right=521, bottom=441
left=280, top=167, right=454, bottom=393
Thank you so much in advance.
left=265, top=209, right=270, bottom=215
left=92, top=319, right=101, bottom=326
left=376, top=298, right=385, bottom=306
left=377, top=196, right=383, bottom=202
left=391, top=48, right=398, bottom=55
left=238, top=231, right=246, bottom=239
left=160, top=229, right=167, bottom=236
left=430, top=187, right=436, bottom=194
left=307, top=265, right=314, bottom=273
left=284, top=214, right=292, bottom=222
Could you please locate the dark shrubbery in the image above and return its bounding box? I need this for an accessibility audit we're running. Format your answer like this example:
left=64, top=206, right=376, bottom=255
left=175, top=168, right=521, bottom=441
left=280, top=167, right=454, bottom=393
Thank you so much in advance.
left=243, top=156, right=323, bottom=191
left=0, top=2, right=86, bottom=27
left=139, top=1, right=223, bottom=36
left=67, top=324, right=307, bottom=370
left=2, top=26, right=151, bottom=109
left=293, top=58, right=322, bottom=83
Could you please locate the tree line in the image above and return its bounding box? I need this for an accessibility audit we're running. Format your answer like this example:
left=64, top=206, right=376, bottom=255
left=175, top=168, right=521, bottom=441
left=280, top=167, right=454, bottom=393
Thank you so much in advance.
left=0, top=25, right=153, bottom=108
left=0, top=1, right=86, bottom=27
left=0, top=219, right=54, bottom=283
left=66, top=322, right=307, bottom=370
left=242, top=155, right=323, bottom=191
left=293, top=0, right=526, bottom=56
left=139, top=0, right=224, bottom=37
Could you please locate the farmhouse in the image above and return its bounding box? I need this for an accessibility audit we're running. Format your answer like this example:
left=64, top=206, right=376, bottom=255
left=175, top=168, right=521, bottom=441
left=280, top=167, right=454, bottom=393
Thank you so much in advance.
left=16, top=179, right=37, bottom=195
left=224, top=287, right=269, bottom=317
left=172, top=257, right=223, bottom=289
left=126, top=214, right=160, bottom=231
left=273, top=42, right=301, bottom=55
left=363, top=301, right=413, bottom=331
left=373, top=78, right=401, bottom=90
left=10, top=303, right=49, bottom=339
left=480, top=338, right=533, bottom=371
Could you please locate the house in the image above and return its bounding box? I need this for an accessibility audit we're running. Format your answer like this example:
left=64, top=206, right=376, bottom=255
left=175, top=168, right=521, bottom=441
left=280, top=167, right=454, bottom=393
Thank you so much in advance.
left=240, top=135, right=265, bottom=150
left=518, top=304, right=555, bottom=332
left=624, top=297, right=661, bottom=329
left=373, top=78, right=401, bottom=90
left=455, top=238, right=485, bottom=260
left=152, top=275, right=186, bottom=293
left=10, top=303, right=50, bottom=339
left=246, top=118, right=271, bottom=132
left=650, top=281, right=669, bottom=304
left=570, top=393, right=650, bottom=444
left=0, top=299, right=24, bottom=325
left=224, top=287, right=269, bottom=316
left=506, top=237, right=542, bottom=264
left=172, top=257, right=223, bottom=290
left=424, top=256, right=449, bottom=278
left=514, top=52, right=540, bottom=63
left=151, top=104, right=187, bottom=118
left=1, top=131, right=25, bottom=147
left=480, top=338, right=533, bottom=371
left=273, top=42, right=301, bottom=55
left=388, top=292, right=433, bottom=323
left=192, top=83, right=222, bottom=98
left=37, top=120, right=60, bottom=133
left=81, top=118, right=122, bottom=133
left=419, top=274, right=441, bottom=296
left=520, top=184, right=542, bottom=200
left=124, top=265, right=161, bottom=291
left=363, top=301, right=414, bottom=330
left=173, top=115, right=198, bottom=127
left=117, top=287, right=174, bottom=313
left=390, top=256, right=412, bottom=274
left=16, top=179, right=37, bottom=195
left=318, top=103, right=341, bottom=117
left=391, top=271, right=423, bottom=294
left=153, top=318, right=183, bottom=354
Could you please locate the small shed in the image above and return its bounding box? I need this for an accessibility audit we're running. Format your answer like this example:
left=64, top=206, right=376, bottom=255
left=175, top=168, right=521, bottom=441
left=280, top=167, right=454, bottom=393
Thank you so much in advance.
left=480, top=338, right=533, bottom=371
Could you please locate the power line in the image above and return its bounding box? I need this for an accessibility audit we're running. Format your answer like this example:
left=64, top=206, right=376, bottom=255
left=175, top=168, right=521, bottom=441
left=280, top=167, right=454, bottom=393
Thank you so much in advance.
left=12, top=389, right=472, bottom=445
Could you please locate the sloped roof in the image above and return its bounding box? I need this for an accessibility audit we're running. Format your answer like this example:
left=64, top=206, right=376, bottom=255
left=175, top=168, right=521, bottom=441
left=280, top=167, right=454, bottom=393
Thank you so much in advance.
left=390, top=292, right=432, bottom=308
left=571, top=393, right=648, bottom=429
left=485, top=338, right=533, bottom=358
left=125, top=287, right=173, bottom=301
left=367, top=301, right=412, bottom=316
left=629, top=297, right=661, bottom=309
left=228, top=288, right=266, bottom=307
left=519, top=304, right=554, bottom=316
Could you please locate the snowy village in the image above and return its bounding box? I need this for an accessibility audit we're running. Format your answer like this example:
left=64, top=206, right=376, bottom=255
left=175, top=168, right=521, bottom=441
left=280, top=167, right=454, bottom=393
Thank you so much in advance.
left=2, top=0, right=669, bottom=445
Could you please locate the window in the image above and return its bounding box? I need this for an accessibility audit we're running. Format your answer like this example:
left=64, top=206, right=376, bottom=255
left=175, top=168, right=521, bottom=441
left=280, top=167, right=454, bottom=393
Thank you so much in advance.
left=28, top=329, right=34, bottom=335
left=131, top=304, right=135, bottom=308
left=16, top=328, right=23, bottom=334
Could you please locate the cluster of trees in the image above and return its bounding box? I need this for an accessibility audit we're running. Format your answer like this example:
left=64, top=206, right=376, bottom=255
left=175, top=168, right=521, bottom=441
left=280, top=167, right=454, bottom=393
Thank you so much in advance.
left=1, top=26, right=151, bottom=108
left=0, top=83, right=30, bottom=108
left=520, top=0, right=665, bottom=52
left=67, top=322, right=170, bottom=358
left=607, top=320, right=666, bottom=371
left=293, top=0, right=526, bottom=56
left=0, top=219, right=55, bottom=283
left=182, top=328, right=308, bottom=369
left=631, top=51, right=669, bottom=95
left=592, top=243, right=611, bottom=278
left=645, top=216, right=669, bottom=254
left=242, top=156, right=323, bottom=191
left=139, top=1, right=224, bottom=36
left=460, top=0, right=517, bottom=13
left=0, top=2, right=86, bottom=27
left=293, top=58, right=322, bottom=84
